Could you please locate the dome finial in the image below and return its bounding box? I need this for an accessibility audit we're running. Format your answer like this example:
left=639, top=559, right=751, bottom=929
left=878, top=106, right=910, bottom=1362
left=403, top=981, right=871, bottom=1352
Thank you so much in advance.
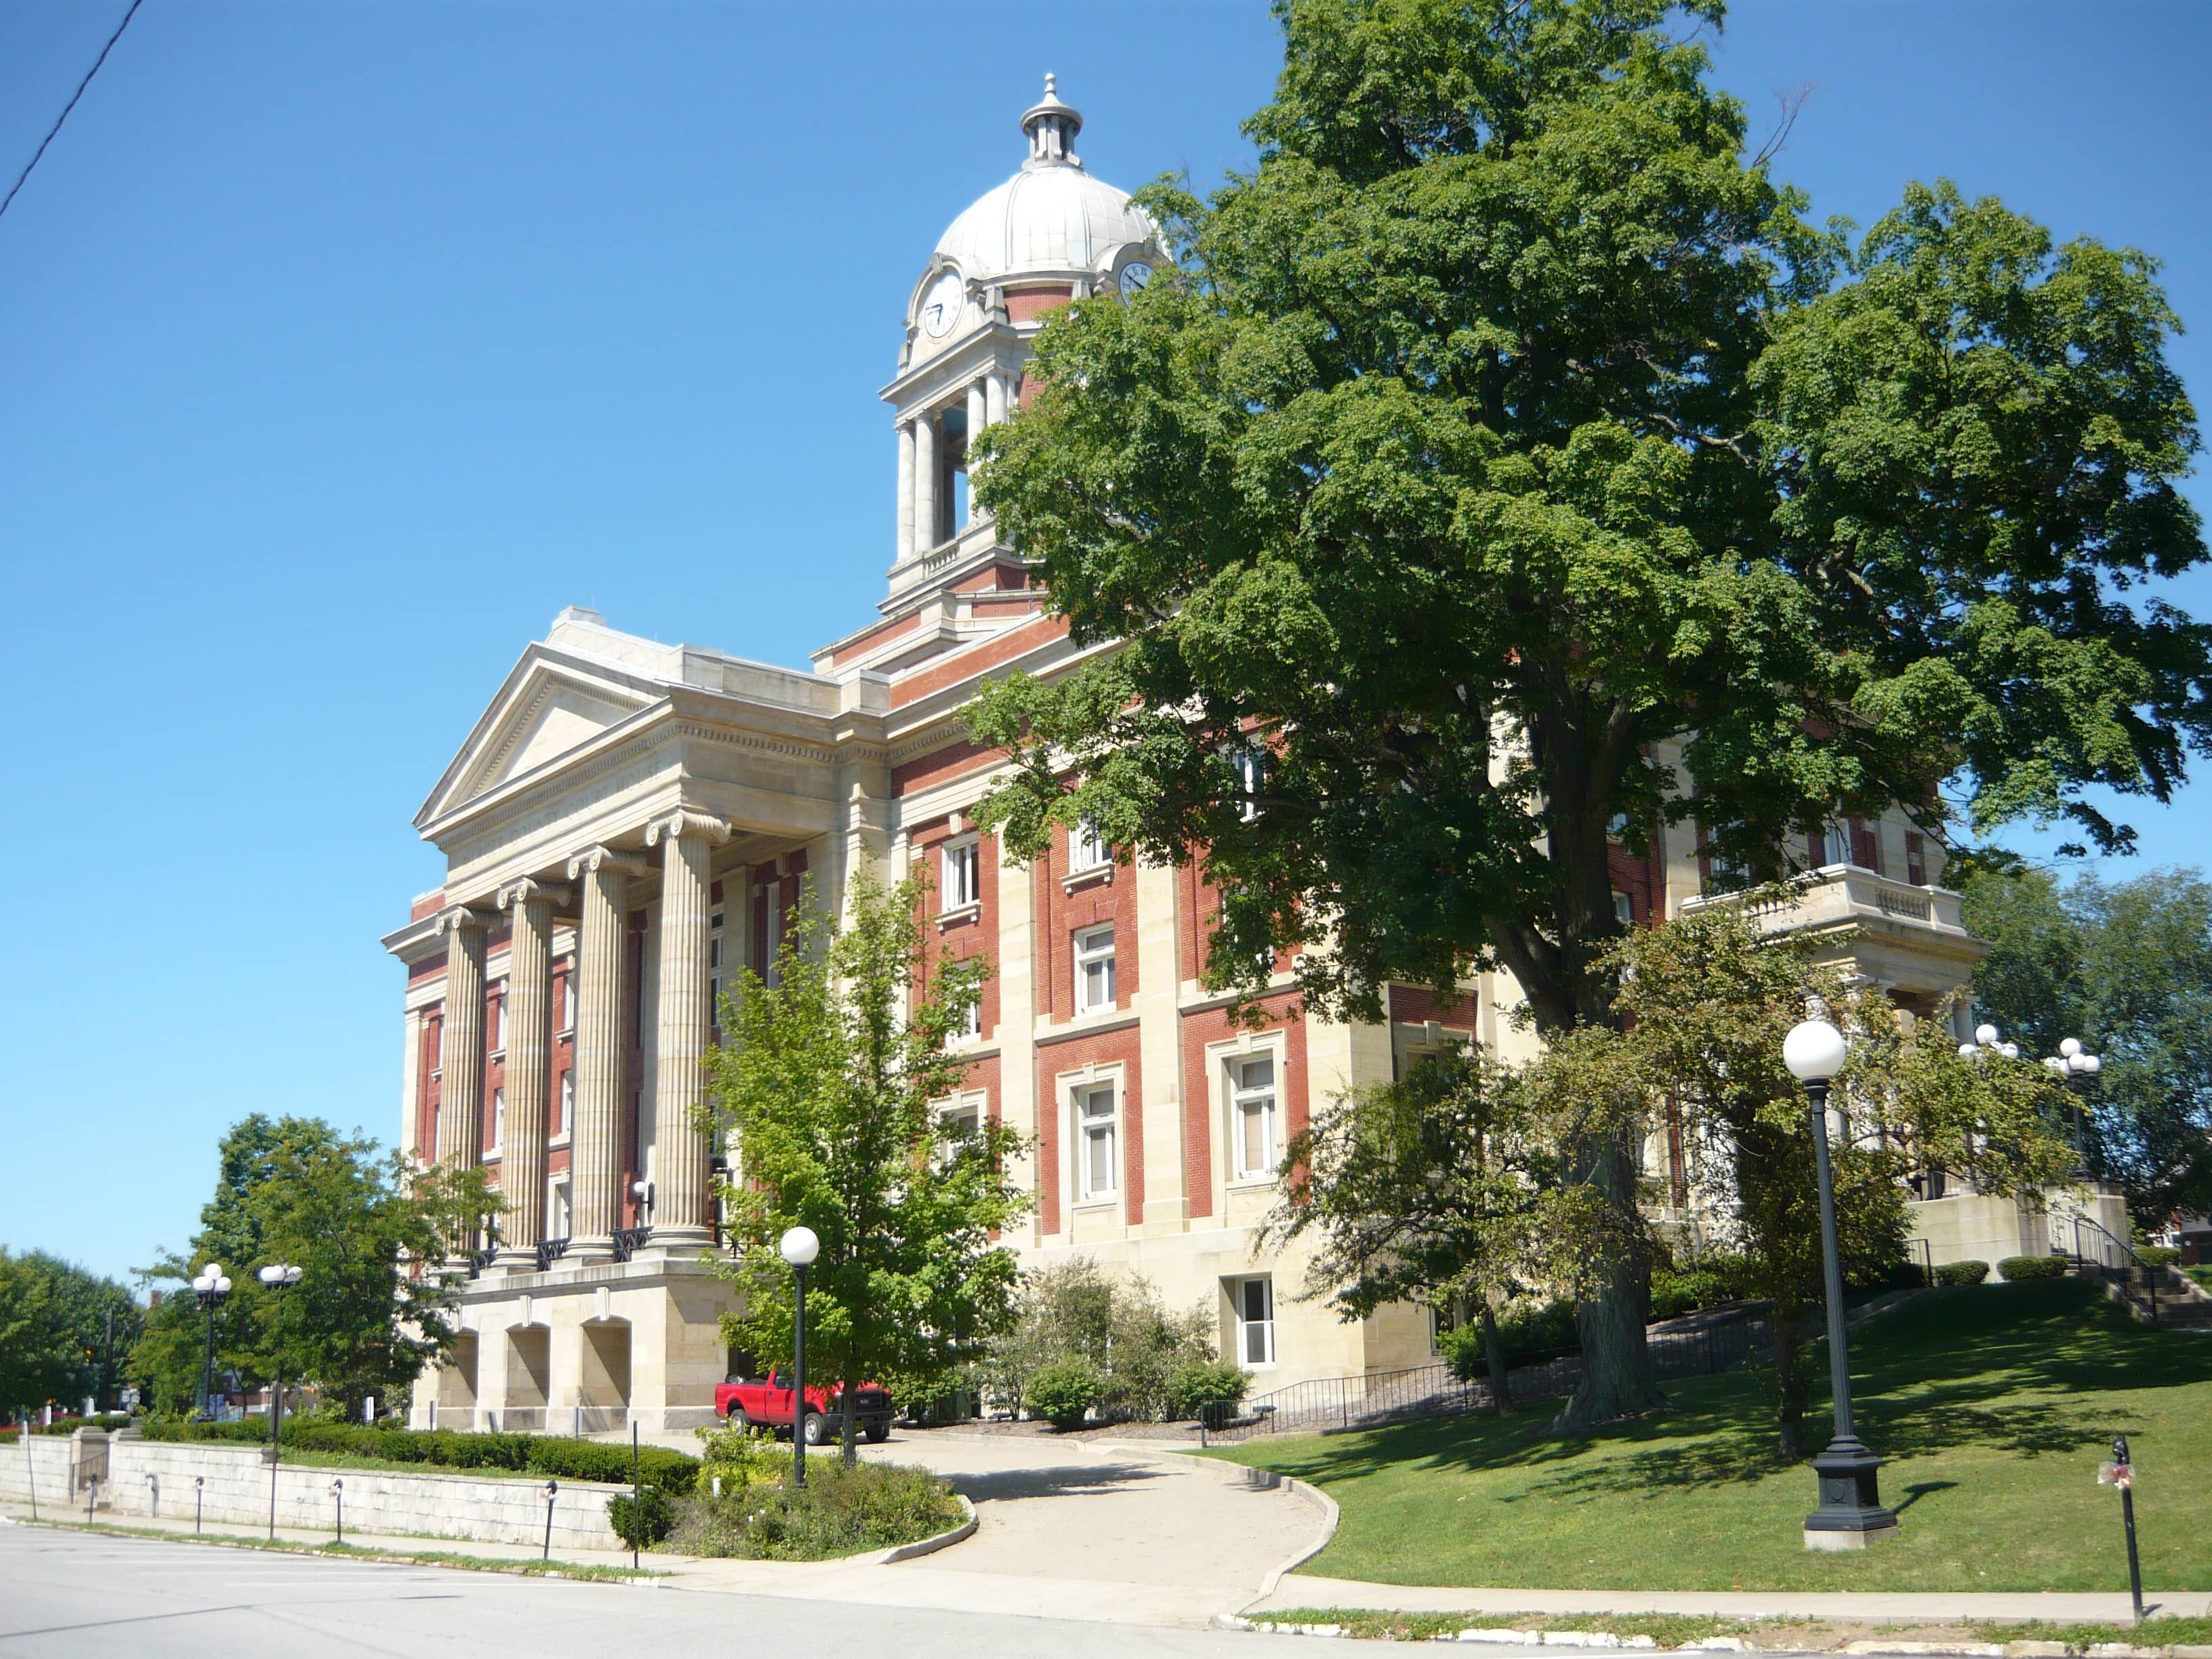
left=1021, top=72, right=1083, bottom=168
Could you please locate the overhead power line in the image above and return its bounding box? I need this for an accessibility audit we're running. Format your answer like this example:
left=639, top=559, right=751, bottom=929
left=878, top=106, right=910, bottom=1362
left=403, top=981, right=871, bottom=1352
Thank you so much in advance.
left=0, top=0, right=148, bottom=226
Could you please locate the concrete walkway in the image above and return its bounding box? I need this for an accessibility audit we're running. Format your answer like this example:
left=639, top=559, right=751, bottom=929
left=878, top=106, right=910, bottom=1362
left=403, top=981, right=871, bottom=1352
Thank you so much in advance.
left=1254, top=1575, right=2212, bottom=1625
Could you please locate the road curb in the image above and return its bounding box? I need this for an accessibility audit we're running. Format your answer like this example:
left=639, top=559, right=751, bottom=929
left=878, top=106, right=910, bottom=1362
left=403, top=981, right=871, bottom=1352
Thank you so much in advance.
left=873, top=1494, right=979, bottom=1565
left=1088, top=1441, right=1340, bottom=1603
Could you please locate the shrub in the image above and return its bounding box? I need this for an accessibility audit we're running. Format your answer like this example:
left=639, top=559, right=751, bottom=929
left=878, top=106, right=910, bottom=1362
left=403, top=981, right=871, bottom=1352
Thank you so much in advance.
left=1027, top=1358, right=1103, bottom=1430
left=2137, top=1245, right=2182, bottom=1267
left=1439, top=1298, right=1582, bottom=1382
left=1166, top=1360, right=1250, bottom=1422
left=132, top=1416, right=699, bottom=1494
left=1936, top=1259, right=1991, bottom=1287
left=667, top=1458, right=961, bottom=1560
left=1997, top=1254, right=2070, bottom=1282
left=608, top=1486, right=675, bottom=1549
left=981, top=1258, right=1214, bottom=1422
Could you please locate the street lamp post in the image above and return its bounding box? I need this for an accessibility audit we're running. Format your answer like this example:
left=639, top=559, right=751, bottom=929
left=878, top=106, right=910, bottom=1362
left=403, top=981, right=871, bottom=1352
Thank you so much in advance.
left=779, top=1226, right=820, bottom=1490
left=190, top=1266, right=232, bottom=1420
left=2041, top=1038, right=2103, bottom=1170
left=1784, top=1015, right=1898, bottom=1551
left=257, top=1263, right=302, bottom=1540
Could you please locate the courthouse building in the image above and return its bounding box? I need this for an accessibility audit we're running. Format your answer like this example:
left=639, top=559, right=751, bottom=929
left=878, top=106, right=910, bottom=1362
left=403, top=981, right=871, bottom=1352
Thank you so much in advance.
left=384, top=81, right=1999, bottom=1433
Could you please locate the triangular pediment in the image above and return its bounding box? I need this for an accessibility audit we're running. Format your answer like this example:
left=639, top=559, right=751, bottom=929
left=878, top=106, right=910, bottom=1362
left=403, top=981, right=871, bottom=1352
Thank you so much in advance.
left=416, top=646, right=666, bottom=828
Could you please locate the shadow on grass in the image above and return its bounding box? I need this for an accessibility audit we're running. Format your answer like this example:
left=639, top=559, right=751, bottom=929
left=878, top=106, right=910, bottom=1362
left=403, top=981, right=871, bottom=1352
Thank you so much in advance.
left=1228, top=1281, right=2211, bottom=1496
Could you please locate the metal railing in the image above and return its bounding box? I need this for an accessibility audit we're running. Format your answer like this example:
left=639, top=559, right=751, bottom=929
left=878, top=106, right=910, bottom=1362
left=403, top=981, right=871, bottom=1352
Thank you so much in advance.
left=1198, top=1307, right=1767, bottom=1446
left=2059, top=1212, right=2164, bottom=1321
left=611, top=1227, right=651, bottom=1264
left=534, top=1237, right=571, bottom=1273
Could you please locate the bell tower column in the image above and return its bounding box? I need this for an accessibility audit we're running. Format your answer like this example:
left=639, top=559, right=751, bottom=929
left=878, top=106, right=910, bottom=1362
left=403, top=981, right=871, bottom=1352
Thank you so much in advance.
left=896, top=422, right=916, bottom=562
left=913, top=411, right=938, bottom=552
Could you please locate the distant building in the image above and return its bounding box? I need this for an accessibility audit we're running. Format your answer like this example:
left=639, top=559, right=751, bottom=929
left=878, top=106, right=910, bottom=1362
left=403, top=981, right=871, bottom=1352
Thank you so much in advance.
left=385, top=80, right=2021, bottom=1434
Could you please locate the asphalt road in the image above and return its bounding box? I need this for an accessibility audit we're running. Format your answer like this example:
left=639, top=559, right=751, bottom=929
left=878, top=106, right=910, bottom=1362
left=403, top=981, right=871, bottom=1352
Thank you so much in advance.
left=0, top=1525, right=1334, bottom=1659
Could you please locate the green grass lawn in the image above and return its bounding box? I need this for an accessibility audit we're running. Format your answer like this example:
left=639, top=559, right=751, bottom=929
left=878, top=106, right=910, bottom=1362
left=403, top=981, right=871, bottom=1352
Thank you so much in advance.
left=1209, top=1281, right=2212, bottom=1592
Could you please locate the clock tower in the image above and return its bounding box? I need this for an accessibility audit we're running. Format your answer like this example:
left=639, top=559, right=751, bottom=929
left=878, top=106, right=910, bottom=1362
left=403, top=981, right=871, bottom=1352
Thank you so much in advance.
left=877, top=76, right=1160, bottom=615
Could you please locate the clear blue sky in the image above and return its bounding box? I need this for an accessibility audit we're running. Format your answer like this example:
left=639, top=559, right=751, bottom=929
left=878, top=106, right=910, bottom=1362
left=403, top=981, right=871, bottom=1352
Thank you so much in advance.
left=2, top=2, right=2206, bottom=1285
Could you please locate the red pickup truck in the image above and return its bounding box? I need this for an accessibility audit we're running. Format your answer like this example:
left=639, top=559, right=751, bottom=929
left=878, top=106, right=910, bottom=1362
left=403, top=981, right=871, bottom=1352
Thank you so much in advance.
left=715, top=1369, right=895, bottom=1445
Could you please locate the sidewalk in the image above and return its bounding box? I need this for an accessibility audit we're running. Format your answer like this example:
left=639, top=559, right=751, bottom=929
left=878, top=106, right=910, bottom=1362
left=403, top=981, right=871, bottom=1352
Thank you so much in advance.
left=1254, top=1575, right=2212, bottom=1625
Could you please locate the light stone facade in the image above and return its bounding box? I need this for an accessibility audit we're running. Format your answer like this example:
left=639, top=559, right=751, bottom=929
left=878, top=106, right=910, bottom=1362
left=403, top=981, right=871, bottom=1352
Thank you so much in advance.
left=384, top=80, right=2011, bottom=1433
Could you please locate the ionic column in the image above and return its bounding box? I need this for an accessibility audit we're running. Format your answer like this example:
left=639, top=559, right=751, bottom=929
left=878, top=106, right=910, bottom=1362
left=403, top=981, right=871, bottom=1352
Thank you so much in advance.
left=495, top=876, right=569, bottom=1265
left=434, top=907, right=491, bottom=1170
left=914, top=410, right=938, bottom=552
left=564, top=844, right=646, bottom=1263
left=896, top=421, right=916, bottom=563
left=645, top=809, right=731, bottom=1246
left=964, top=380, right=989, bottom=528
left=985, top=371, right=1008, bottom=428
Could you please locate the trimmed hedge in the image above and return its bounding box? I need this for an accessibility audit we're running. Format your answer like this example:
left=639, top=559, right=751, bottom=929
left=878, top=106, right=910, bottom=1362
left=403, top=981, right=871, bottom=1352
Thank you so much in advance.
left=1936, top=1259, right=1991, bottom=1286
left=2138, top=1244, right=2182, bottom=1267
left=1166, top=1359, right=1251, bottom=1423
left=609, top=1486, right=676, bottom=1549
left=1997, top=1254, right=2070, bottom=1282
left=136, top=1415, right=698, bottom=1494
left=1027, top=1358, right=1103, bottom=1431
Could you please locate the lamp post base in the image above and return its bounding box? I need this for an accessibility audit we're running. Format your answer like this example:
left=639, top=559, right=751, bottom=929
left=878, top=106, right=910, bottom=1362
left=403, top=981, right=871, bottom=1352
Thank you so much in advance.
left=1804, top=1435, right=1898, bottom=1551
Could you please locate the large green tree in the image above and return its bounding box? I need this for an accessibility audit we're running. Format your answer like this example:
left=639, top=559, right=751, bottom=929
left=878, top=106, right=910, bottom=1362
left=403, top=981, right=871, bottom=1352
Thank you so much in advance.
left=0, top=1250, right=140, bottom=1418
left=134, top=1115, right=492, bottom=1417
left=1964, top=864, right=2212, bottom=1224
left=968, top=0, right=2207, bottom=1427
left=702, top=874, right=1029, bottom=1466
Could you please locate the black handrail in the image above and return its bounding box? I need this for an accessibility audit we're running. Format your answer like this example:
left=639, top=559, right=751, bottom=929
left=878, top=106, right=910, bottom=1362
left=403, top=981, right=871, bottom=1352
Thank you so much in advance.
left=611, top=1226, right=651, bottom=1264
left=2063, top=1211, right=2163, bottom=1322
left=534, top=1237, right=571, bottom=1273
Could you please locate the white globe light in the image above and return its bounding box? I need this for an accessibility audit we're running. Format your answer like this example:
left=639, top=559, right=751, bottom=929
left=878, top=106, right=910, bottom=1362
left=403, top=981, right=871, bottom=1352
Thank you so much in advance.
left=206, top=1263, right=222, bottom=1280
left=1999, top=1042, right=2020, bottom=1060
left=2060, top=1037, right=2083, bottom=1058
left=285, top=1266, right=303, bottom=1286
left=2044, top=1056, right=2068, bottom=1074
left=216, top=1275, right=231, bottom=1294
left=1783, top=1019, right=1849, bottom=1083
left=779, top=1225, right=821, bottom=1267
left=1974, top=1023, right=2000, bottom=1048
left=258, top=1265, right=281, bottom=1286
left=2078, top=1054, right=2102, bottom=1076
left=1959, top=1042, right=1978, bottom=1059
left=192, top=1272, right=211, bottom=1294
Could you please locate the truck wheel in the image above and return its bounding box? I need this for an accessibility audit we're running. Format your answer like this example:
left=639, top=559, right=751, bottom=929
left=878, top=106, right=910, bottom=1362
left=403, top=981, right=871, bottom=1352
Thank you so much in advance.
left=729, top=1406, right=753, bottom=1432
left=863, top=1421, right=890, bottom=1445
left=800, top=1410, right=830, bottom=1446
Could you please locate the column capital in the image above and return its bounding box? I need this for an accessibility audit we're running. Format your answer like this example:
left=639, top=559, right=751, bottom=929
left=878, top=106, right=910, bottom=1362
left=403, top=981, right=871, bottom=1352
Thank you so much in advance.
left=644, top=809, right=732, bottom=850
left=497, top=876, right=573, bottom=912
left=565, top=845, right=648, bottom=882
left=434, top=905, right=491, bottom=937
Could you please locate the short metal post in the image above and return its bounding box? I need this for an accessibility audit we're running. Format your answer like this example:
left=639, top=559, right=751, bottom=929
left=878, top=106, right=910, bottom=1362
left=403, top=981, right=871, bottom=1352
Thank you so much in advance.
left=791, top=1261, right=809, bottom=1490
left=194, top=1475, right=203, bottom=1535
left=22, top=1421, right=34, bottom=1520
left=331, top=1479, right=343, bottom=1545
left=630, top=1422, right=640, bottom=1570
left=2113, top=1435, right=2146, bottom=1622
left=543, top=1479, right=558, bottom=1561
left=85, top=1473, right=96, bottom=1525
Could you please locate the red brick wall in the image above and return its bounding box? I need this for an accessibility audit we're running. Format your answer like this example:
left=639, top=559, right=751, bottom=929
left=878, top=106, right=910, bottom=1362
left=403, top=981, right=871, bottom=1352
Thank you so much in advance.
left=1179, top=994, right=1308, bottom=1221
left=415, top=1011, right=443, bottom=1162
left=911, top=819, right=1001, bottom=1039
left=893, top=739, right=1005, bottom=798
left=890, top=613, right=1069, bottom=709
left=1005, top=286, right=1072, bottom=322
left=1036, top=1021, right=1145, bottom=1230
left=1038, top=825, right=1137, bottom=1021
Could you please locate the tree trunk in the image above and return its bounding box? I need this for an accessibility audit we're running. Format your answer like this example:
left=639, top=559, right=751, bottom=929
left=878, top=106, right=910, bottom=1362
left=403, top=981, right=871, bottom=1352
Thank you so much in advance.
left=1554, top=1135, right=1666, bottom=1433
left=1771, top=1305, right=1811, bottom=1461
left=1479, top=1304, right=1513, bottom=1414
left=840, top=1376, right=859, bottom=1469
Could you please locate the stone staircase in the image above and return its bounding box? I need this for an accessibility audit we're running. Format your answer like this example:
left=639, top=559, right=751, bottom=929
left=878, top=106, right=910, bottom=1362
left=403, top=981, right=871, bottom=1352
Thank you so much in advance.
left=2100, top=1261, right=2212, bottom=1330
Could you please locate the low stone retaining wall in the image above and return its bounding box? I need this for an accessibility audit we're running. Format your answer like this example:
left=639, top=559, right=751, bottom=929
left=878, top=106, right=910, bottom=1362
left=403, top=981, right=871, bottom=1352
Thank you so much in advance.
left=1, top=1430, right=624, bottom=1551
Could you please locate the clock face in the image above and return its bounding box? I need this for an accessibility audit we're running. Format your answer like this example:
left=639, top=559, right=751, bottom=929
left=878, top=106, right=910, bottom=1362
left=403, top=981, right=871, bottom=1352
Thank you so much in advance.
left=1118, top=261, right=1153, bottom=297
left=920, top=272, right=964, bottom=338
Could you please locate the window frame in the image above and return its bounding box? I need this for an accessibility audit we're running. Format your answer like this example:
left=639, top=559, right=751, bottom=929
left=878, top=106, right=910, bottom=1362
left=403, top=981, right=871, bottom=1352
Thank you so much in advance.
left=1231, top=746, right=1266, bottom=823
left=1230, top=1275, right=1276, bottom=1368
left=941, top=835, right=982, bottom=912
left=1069, top=816, right=1111, bottom=874
left=1229, top=1052, right=1280, bottom=1183
left=1073, top=922, right=1117, bottom=1014
left=1075, top=1081, right=1119, bottom=1203
left=558, top=1069, right=574, bottom=1139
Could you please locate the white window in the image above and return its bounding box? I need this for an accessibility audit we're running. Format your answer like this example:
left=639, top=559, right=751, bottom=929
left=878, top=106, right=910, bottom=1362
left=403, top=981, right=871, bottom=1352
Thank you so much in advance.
left=1070, top=817, right=1111, bottom=873
left=556, top=973, right=573, bottom=1033
left=1231, top=1275, right=1275, bottom=1366
left=1231, top=747, right=1265, bottom=821
left=953, top=980, right=981, bottom=1040
left=1074, top=924, right=1117, bottom=1013
left=490, top=1086, right=506, bottom=1150
left=488, top=989, right=504, bottom=1054
left=939, top=1095, right=983, bottom=1160
left=1077, top=1083, right=1118, bottom=1200
left=1818, top=821, right=1852, bottom=868
left=709, top=909, right=724, bottom=1014
left=942, top=837, right=981, bottom=909
left=1612, top=890, right=1634, bottom=928
left=559, top=1071, right=574, bottom=1134
left=1231, top=1054, right=1279, bottom=1181
left=549, top=1178, right=571, bottom=1240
